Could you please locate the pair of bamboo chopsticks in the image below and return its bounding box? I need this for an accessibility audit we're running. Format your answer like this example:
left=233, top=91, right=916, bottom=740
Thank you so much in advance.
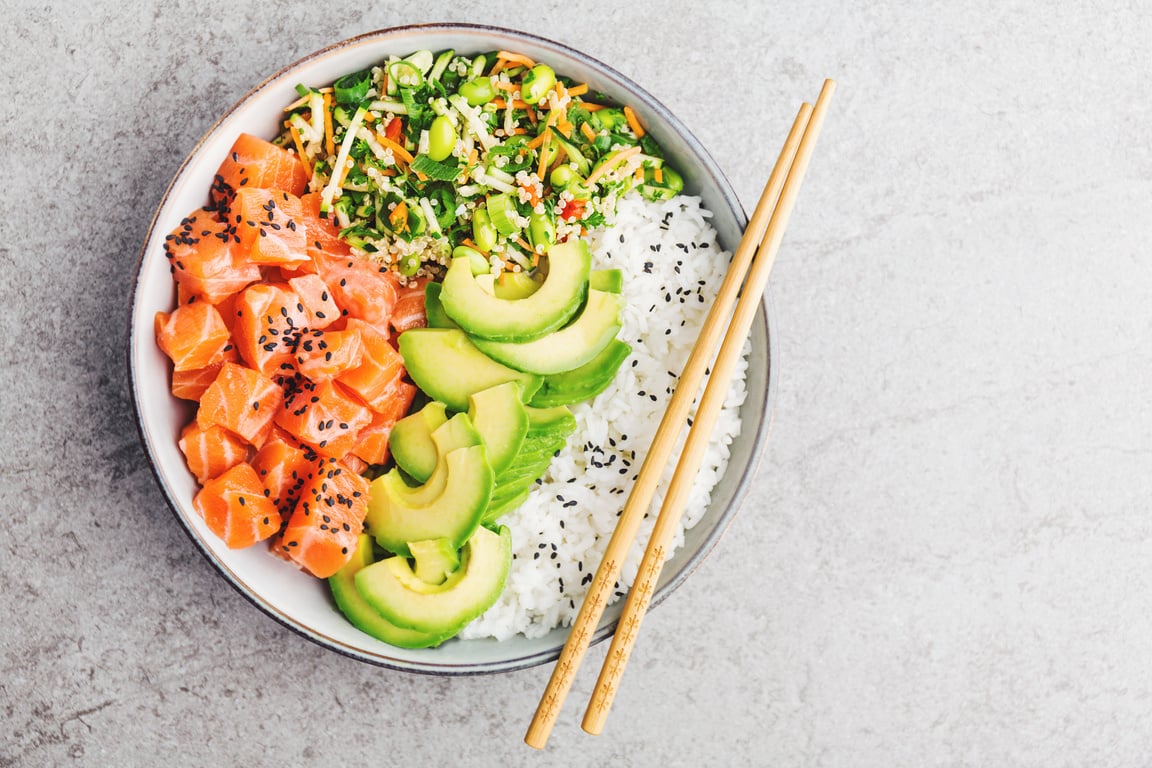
left=525, top=79, right=836, bottom=749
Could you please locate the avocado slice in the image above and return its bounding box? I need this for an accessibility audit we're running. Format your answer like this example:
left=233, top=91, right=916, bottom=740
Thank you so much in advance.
left=482, top=485, right=535, bottom=523
left=328, top=535, right=453, bottom=648
left=481, top=427, right=571, bottom=523
left=383, top=413, right=481, bottom=510
left=524, top=404, right=578, bottom=439
left=467, top=382, right=528, bottom=476
left=423, top=282, right=459, bottom=330
left=389, top=401, right=449, bottom=483
left=399, top=328, right=543, bottom=412
left=494, top=451, right=556, bottom=488
left=368, top=444, right=493, bottom=556
left=494, top=271, right=541, bottom=299
left=472, top=290, right=624, bottom=375
left=409, top=538, right=461, bottom=586
left=589, top=268, right=623, bottom=293
left=438, top=239, right=591, bottom=341
left=366, top=413, right=494, bottom=556
left=355, top=525, right=512, bottom=635
left=529, top=339, right=633, bottom=407
left=504, top=432, right=566, bottom=467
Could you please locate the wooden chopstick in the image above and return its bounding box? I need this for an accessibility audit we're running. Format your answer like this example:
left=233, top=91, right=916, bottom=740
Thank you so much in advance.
left=581, top=78, right=836, bottom=735
left=525, top=82, right=832, bottom=749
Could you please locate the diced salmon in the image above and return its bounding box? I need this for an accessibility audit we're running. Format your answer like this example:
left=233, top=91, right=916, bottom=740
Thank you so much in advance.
left=275, top=375, right=372, bottom=457
left=172, top=364, right=223, bottom=402
left=295, top=327, right=363, bottom=382
left=336, top=319, right=406, bottom=412
left=155, top=301, right=232, bottom=372
left=300, top=192, right=351, bottom=259
left=170, top=346, right=239, bottom=401
left=272, top=457, right=369, bottom=577
left=340, top=453, right=368, bottom=475
left=251, top=428, right=315, bottom=518
left=211, top=133, right=309, bottom=211
left=232, top=283, right=310, bottom=377
left=178, top=421, right=249, bottom=483
left=391, top=278, right=428, bottom=334
left=287, top=274, right=340, bottom=330
left=197, top=361, right=283, bottom=445
left=349, top=379, right=415, bottom=466
left=165, top=209, right=261, bottom=304
left=193, top=462, right=282, bottom=548
left=230, top=187, right=309, bottom=268
left=312, top=251, right=399, bottom=334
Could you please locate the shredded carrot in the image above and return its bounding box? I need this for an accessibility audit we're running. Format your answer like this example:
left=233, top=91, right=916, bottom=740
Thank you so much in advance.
left=496, top=51, right=536, bottom=68
left=321, top=94, right=335, bottom=158
left=467, top=147, right=478, bottom=166
left=511, top=127, right=528, bottom=135
left=531, top=250, right=540, bottom=267
left=634, top=166, right=645, bottom=182
left=519, top=179, right=542, bottom=208
left=489, top=59, right=506, bottom=76
left=288, top=124, right=312, bottom=176
left=516, top=237, right=534, bottom=252
left=567, top=83, right=589, bottom=97
left=537, top=130, right=553, bottom=180
left=527, top=129, right=551, bottom=150
left=556, top=118, right=573, bottom=138
left=582, top=102, right=608, bottom=112
left=555, top=82, right=568, bottom=101
left=415, top=171, right=428, bottom=182
left=389, top=201, right=409, bottom=232
left=654, top=167, right=663, bottom=184
left=491, top=98, right=530, bottom=110
left=335, top=155, right=357, bottom=188
left=495, top=81, right=519, bottom=92
left=461, top=237, right=488, bottom=254
left=525, top=105, right=538, bottom=125
left=376, top=134, right=414, bottom=165
left=623, top=105, right=646, bottom=138
left=586, top=145, right=642, bottom=186
left=580, top=122, right=597, bottom=142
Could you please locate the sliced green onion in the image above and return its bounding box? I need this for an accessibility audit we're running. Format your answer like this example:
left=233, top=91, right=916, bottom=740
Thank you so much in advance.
left=389, top=61, right=424, bottom=89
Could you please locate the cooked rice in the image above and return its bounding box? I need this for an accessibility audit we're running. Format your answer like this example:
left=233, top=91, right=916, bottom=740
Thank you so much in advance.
left=458, top=193, right=750, bottom=640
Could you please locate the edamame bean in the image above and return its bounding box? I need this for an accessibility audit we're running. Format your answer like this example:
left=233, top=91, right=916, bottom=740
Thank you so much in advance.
left=396, top=253, right=421, bottom=276
left=527, top=212, right=555, bottom=251
left=428, top=115, right=457, bottom=162
left=521, top=64, right=556, bottom=105
left=472, top=208, right=499, bottom=252
left=549, top=165, right=583, bottom=189
left=458, top=77, right=496, bottom=106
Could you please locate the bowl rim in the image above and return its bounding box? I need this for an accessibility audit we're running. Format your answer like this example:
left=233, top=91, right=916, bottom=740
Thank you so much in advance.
left=127, top=21, right=777, bottom=675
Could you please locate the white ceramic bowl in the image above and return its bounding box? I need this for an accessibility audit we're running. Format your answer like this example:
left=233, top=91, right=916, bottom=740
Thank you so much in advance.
left=129, top=24, right=775, bottom=674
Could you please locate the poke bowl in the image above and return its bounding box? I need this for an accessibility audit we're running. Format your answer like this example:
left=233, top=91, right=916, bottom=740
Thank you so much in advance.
left=129, top=23, right=775, bottom=674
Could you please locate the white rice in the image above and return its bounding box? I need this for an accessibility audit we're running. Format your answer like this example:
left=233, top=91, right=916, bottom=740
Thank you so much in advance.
left=458, top=194, right=750, bottom=640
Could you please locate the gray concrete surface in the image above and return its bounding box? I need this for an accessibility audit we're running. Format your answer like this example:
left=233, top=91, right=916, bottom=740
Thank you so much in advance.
left=5, top=1, right=1152, bottom=765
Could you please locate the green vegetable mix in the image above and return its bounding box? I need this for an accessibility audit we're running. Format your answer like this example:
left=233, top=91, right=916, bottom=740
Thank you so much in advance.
left=280, top=49, right=682, bottom=283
